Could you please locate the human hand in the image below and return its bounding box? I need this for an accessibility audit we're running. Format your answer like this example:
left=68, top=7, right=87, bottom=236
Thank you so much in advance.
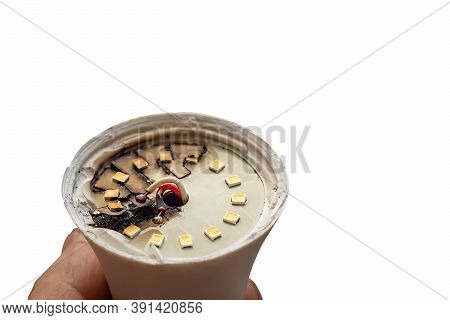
left=29, top=229, right=262, bottom=300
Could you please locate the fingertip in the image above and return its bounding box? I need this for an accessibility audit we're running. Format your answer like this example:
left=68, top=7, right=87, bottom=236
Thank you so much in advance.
left=245, top=279, right=262, bottom=300
left=62, top=228, right=86, bottom=253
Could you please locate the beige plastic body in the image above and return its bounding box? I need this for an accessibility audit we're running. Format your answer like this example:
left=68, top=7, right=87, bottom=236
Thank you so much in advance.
left=63, top=113, right=288, bottom=300
left=87, top=229, right=269, bottom=299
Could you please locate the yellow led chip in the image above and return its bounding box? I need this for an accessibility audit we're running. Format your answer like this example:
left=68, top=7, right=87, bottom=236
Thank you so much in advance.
left=123, top=224, right=141, bottom=239
left=149, top=233, right=165, bottom=248
left=186, top=156, right=198, bottom=164
left=112, top=171, right=130, bottom=184
left=209, top=160, right=225, bottom=173
left=133, top=157, right=149, bottom=170
left=179, top=234, right=193, bottom=248
left=204, top=226, right=222, bottom=240
left=231, top=193, right=246, bottom=205
left=223, top=212, right=241, bottom=225
left=104, top=189, right=120, bottom=200
left=225, top=175, right=241, bottom=187
left=107, top=200, right=123, bottom=212
left=159, top=150, right=172, bottom=162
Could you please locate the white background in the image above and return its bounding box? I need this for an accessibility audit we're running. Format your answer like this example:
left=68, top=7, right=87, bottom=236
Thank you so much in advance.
left=0, top=0, right=449, bottom=314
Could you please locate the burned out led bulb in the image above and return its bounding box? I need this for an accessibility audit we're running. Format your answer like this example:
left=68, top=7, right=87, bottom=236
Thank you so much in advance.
left=64, top=113, right=287, bottom=300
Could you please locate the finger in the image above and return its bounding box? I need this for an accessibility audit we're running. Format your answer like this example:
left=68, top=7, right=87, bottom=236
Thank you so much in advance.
left=245, top=279, right=262, bottom=300
left=61, top=228, right=85, bottom=253
left=29, top=229, right=110, bottom=300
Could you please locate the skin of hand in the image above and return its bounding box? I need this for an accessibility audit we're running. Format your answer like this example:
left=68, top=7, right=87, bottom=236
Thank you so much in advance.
left=29, top=229, right=262, bottom=300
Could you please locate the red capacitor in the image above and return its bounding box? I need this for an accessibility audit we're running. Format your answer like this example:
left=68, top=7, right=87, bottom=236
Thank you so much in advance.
left=156, top=183, right=183, bottom=207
